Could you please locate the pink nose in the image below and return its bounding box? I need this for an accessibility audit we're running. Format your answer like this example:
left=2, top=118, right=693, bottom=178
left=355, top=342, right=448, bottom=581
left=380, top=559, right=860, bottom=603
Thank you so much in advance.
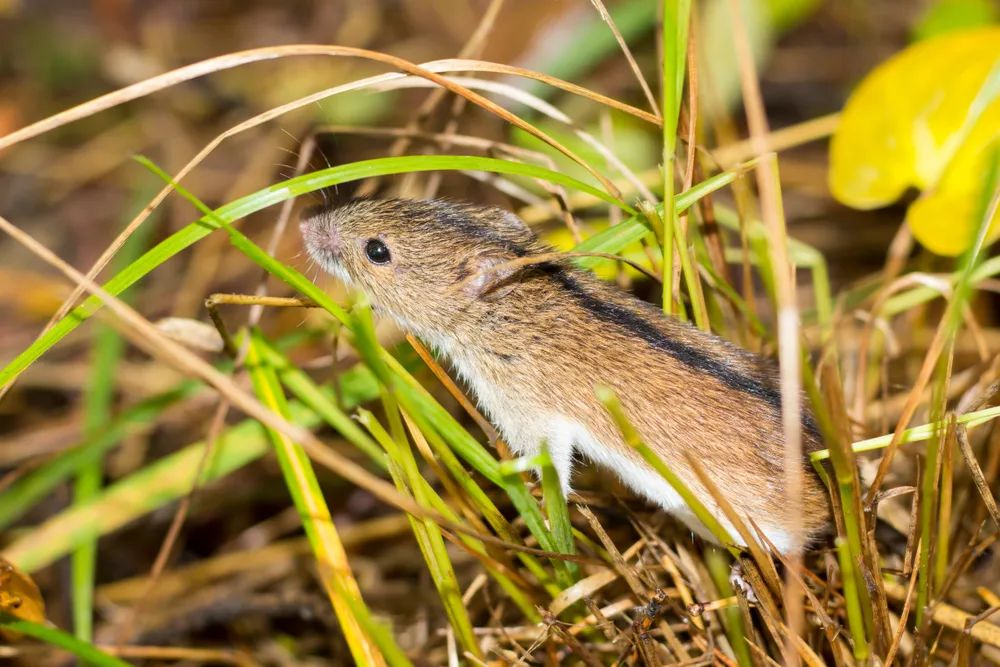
left=300, top=220, right=339, bottom=254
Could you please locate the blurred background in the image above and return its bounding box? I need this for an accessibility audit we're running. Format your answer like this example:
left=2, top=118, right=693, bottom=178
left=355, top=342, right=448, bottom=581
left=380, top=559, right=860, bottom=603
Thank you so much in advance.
left=0, top=0, right=933, bottom=317
left=1, top=0, right=996, bottom=662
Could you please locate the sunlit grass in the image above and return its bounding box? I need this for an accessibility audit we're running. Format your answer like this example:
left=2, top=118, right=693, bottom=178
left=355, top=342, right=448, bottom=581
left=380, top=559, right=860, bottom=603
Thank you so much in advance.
left=1, top=12, right=999, bottom=666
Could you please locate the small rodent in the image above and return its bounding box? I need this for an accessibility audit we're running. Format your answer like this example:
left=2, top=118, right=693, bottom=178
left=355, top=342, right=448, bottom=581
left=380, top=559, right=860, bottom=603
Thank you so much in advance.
left=300, top=198, right=830, bottom=554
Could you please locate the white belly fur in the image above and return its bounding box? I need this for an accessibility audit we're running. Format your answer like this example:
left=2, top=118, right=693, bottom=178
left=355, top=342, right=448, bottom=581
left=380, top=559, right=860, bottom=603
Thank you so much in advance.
left=433, top=341, right=799, bottom=554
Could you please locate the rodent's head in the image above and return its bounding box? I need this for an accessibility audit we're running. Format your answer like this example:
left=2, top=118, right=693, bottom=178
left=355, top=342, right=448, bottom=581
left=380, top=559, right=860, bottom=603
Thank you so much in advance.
left=300, top=198, right=544, bottom=335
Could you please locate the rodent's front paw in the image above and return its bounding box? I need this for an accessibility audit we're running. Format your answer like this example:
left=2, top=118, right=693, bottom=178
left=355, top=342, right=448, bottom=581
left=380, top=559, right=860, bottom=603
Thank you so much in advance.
left=728, top=562, right=759, bottom=605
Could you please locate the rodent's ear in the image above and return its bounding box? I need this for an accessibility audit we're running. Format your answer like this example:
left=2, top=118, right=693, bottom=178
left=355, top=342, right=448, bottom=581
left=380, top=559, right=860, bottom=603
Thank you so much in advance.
left=460, top=254, right=520, bottom=301
left=491, top=209, right=535, bottom=244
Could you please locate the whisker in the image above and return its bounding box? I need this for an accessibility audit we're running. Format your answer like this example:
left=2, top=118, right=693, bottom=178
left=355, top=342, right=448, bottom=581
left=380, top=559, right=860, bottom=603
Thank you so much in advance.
left=318, top=143, right=334, bottom=170
left=279, top=127, right=302, bottom=146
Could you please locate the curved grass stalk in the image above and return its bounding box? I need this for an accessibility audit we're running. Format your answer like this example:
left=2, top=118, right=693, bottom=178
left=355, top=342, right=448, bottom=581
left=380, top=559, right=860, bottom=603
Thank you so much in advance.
left=0, top=46, right=630, bottom=199
left=374, top=75, right=655, bottom=201
left=1, top=51, right=657, bottom=153
left=13, top=54, right=659, bottom=359
left=0, top=155, right=627, bottom=391
left=144, top=164, right=573, bottom=591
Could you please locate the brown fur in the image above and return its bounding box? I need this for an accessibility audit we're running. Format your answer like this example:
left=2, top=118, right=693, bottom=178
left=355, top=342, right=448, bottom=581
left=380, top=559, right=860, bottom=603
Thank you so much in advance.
left=301, top=198, right=831, bottom=552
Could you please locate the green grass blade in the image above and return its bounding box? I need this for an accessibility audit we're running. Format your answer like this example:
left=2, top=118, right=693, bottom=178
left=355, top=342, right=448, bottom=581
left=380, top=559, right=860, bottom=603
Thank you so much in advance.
left=73, top=324, right=122, bottom=641
left=810, top=403, right=1000, bottom=462
left=0, top=614, right=133, bottom=667
left=703, top=547, right=752, bottom=667
left=660, top=0, right=691, bottom=313
left=0, top=383, right=197, bottom=531
left=72, top=189, right=158, bottom=641
left=245, top=330, right=389, bottom=667
left=0, top=155, right=631, bottom=391
left=3, top=364, right=380, bottom=573
left=354, top=406, right=481, bottom=658
left=254, top=338, right=386, bottom=467
left=835, top=537, right=869, bottom=660
left=596, top=385, right=736, bottom=552
left=538, top=446, right=579, bottom=581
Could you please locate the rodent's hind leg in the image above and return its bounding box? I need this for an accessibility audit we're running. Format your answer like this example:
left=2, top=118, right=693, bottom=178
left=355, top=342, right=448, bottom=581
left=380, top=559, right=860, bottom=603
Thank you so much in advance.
left=498, top=420, right=575, bottom=496
left=538, top=417, right=582, bottom=498
left=544, top=434, right=575, bottom=498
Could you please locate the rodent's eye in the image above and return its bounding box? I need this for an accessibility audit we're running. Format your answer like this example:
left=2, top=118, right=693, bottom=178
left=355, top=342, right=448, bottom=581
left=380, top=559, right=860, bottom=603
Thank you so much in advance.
left=364, top=239, right=391, bottom=264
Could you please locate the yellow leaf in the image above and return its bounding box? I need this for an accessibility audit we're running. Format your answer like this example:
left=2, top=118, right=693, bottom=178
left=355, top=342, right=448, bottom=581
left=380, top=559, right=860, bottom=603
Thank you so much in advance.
left=0, top=557, right=46, bottom=624
left=541, top=221, right=650, bottom=281
left=829, top=27, right=1000, bottom=255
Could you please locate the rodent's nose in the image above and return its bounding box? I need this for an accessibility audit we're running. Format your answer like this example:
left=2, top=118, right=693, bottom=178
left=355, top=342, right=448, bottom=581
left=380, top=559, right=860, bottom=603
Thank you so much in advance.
left=300, top=220, right=339, bottom=254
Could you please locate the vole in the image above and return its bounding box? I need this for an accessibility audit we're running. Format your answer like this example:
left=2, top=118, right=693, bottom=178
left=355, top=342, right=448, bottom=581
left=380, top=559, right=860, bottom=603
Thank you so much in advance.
left=300, top=198, right=830, bottom=554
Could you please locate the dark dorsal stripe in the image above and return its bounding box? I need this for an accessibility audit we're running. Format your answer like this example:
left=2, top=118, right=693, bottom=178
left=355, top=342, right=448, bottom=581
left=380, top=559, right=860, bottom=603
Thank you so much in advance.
left=548, top=268, right=820, bottom=438
left=397, top=197, right=821, bottom=438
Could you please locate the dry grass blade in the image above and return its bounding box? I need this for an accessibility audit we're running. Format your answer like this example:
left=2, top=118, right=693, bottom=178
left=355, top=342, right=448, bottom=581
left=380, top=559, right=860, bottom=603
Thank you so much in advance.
left=4, top=52, right=649, bottom=406
left=0, top=213, right=445, bottom=532
left=589, top=0, right=660, bottom=118
left=375, top=75, right=653, bottom=201
left=309, top=124, right=558, bottom=165
left=852, top=272, right=953, bottom=423
left=883, top=581, right=1000, bottom=648
left=548, top=568, right=618, bottom=617
left=684, top=455, right=782, bottom=598
left=435, top=59, right=660, bottom=124
left=98, top=644, right=257, bottom=666
left=728, top=0, right=806, bottom=654
left=454, top=250, right=661, bottom=297
left=884, top=563, right=921, bottom=666
left=575, top=505, right=646, bottom=598
left=956, top=424, right=1000, bottom=531
left=404, top=335, right=497, bottom=441
left=710, top=113, right=840, bottom=168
